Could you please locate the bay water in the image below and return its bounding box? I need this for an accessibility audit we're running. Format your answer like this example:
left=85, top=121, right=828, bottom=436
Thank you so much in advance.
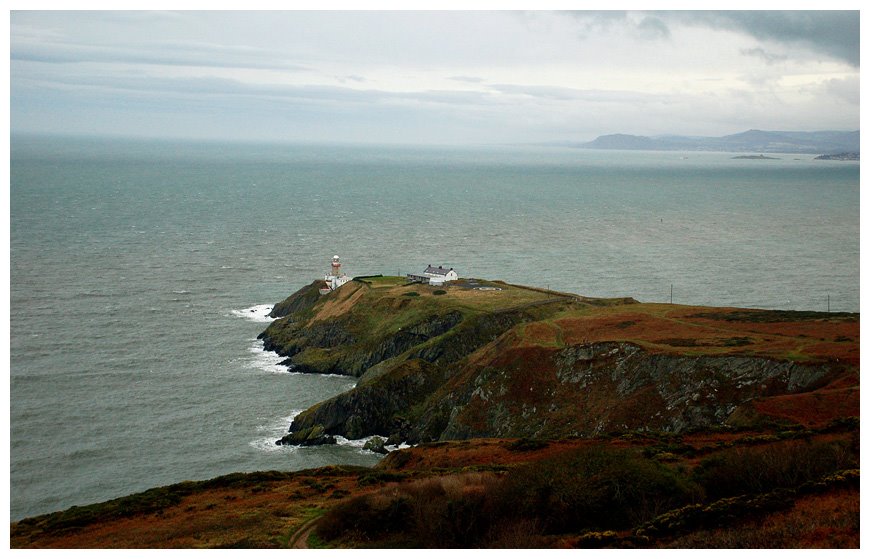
left=9, top=136, right=859, bottom=520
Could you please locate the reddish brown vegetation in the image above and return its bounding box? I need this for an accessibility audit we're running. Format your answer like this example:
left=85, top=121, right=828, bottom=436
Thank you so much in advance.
left=550, top=304, right=858, bottom=363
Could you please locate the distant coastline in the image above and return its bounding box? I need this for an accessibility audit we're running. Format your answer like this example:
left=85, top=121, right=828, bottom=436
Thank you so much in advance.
left=556, top=129, right=859, bottom=155
left=814, top=152, right=860, bottom=161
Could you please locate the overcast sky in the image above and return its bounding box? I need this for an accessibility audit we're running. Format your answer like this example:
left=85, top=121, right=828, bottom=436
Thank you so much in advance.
left=9, top=9, right=861, bottom=144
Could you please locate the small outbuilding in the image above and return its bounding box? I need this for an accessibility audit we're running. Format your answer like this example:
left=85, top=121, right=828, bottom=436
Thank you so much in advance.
left=407, top=264, right=459, bottom=285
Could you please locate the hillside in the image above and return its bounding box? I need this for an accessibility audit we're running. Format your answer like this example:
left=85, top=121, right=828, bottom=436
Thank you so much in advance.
left=259, top=277, right=858, bottom=446
left=11, top=277, right=859, bottom=548
left=11, top=424, right=859, bottom=548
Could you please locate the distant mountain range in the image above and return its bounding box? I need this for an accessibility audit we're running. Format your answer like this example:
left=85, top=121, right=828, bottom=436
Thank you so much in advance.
left=568, top=129, right=859, bottom=155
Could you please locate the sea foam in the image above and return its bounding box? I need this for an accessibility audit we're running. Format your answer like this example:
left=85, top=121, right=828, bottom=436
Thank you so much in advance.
left=249, top=411, right=304, bottom=453
left=230, top=304, right=275, bottom=323
left=244, top=339, right=292, bottom=375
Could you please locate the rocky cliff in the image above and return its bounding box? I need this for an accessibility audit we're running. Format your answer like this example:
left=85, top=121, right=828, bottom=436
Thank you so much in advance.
left=260, top=277, right=858, bottom=446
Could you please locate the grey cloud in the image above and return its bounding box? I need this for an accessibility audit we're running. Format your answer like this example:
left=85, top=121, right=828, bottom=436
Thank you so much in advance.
left=823, top=76, right=860, bottom=105
left=490, top=84, right=668, bottom=104
left=11, top=38, right=311, bottom=72
left=740, top=47, right=789, bottom=65
left=637, top=16, right=670, bottom=40
left=491, top=84, right=583, bottom=101
left=448, top=76, right=486, bottom=83
left=16, top=72, right=495, bottom=108
left=671, top=11, right=859, bottom=67
left=566, top=11, right=670, bottom=41
left=565, top=10, right=629, bottom=32
left=568, top=11, right=858, bottom=66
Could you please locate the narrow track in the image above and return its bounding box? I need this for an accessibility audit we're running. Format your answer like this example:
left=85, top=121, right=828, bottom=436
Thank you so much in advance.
left=288, top=516, right=321, bottom=549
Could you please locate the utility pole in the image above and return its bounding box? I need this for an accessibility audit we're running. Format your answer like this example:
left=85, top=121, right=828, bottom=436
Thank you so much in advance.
left=828, top=294, right=830, bottom=312
left=670, top=284, right=673, bottom=304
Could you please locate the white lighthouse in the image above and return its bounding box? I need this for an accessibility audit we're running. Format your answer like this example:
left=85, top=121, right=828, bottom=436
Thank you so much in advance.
left=320, top=255, right=352, bottom=295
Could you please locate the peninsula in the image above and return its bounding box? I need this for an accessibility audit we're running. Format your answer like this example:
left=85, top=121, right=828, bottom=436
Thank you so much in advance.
left=12, top=276, right=859, bottom=548
left=260, top=276, right=857, bottom=445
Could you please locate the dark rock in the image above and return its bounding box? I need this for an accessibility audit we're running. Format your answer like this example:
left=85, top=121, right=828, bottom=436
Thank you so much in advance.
left=363, top=436, right=388, bottom=454
left=385, top=433, right=403, bottom=446
left=275, top=424, right=337, bottom=447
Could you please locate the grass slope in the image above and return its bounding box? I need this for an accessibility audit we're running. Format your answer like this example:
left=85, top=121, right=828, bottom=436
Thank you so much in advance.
left=11, top=421, right=858, bottom=548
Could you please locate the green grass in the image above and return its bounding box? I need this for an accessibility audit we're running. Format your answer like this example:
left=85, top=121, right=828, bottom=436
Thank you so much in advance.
left=280, top=505, right=326, bottom=548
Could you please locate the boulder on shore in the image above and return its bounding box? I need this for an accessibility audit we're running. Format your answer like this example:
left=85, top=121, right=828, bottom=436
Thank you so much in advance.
left=275, top=424, right=336, bottom=447
left=363, top=436, right=388, bottom=454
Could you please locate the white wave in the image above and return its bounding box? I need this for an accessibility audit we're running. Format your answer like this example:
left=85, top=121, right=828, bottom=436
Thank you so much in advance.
left=243, top=340, right=293, bottom=375
left=251, top=418, right=409, bottom=454
left=249, top=436, right=298, bottom=453
left=249, top=411, right=303, bottom=453
left=334, top=435, right=412, bottom=453
left=334, top=434, right=391, bottom=453
left=230, top=304, right=275, bottom=323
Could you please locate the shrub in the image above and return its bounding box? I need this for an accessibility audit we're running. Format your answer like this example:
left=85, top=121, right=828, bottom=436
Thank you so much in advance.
left=482, top=518, right=546, bottom=548
left=691, top=439, right=856, bottom=501
left=403, top=291, right=420, bottom=297
left=496, top=445, right=700, bottom=534
left=315, top=489, right=412, bottom=542
left=316, top=472, right=500, bottom=547
left=357, top=471, right=408, bottom=487
left=433, top=290, right=447, bottom=295
left=506, top=438, right=550, bottom=452
left=406, top=473, right=498, bottom=547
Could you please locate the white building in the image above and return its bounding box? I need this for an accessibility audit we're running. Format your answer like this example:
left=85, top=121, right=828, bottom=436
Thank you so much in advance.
left=320, top=255, right=352, bottom=295
left=407, top=264, right=459, bottom=286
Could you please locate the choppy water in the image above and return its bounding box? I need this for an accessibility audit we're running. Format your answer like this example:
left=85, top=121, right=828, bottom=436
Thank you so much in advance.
left=9, top=135, right=859, bottom=520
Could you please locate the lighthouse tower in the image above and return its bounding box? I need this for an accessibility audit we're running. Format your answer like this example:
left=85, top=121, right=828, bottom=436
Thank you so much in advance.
left=320, top=254, right=352, bottom=295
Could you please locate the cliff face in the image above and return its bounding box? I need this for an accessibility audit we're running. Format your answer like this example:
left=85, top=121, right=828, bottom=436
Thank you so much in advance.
left=431, top=342, right=835, bottom=440
left=261, top=277, right=859, bottom=445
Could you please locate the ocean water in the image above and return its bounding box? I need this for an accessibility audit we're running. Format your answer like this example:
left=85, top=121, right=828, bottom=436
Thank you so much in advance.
left=9, top=135, right=859, bottom=520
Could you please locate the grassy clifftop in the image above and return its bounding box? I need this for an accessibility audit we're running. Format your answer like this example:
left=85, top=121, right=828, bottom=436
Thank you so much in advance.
left=260, top=277, right=858, bottom=444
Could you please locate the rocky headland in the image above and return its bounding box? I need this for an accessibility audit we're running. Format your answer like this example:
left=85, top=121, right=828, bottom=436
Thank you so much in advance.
left=260, top=276, right=858, bottom=447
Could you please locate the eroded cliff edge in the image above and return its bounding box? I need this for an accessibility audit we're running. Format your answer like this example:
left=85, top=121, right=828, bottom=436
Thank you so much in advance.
left=258, top=277, right=859, bottom=445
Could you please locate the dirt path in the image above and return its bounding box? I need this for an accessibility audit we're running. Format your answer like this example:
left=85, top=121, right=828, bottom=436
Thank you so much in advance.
left=288, top=515, right=321, bottom=549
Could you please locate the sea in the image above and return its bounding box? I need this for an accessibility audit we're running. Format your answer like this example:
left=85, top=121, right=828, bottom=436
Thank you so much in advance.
left=9, top=135, right=859, bottom=521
